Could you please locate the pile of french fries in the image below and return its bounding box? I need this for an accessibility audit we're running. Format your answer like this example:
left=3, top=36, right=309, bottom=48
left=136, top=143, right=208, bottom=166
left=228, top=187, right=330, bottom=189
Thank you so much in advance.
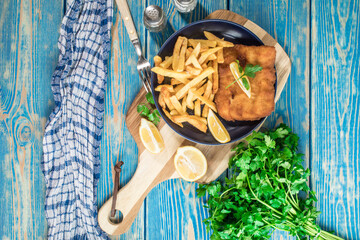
left=151, top=31, right=234, bottom=133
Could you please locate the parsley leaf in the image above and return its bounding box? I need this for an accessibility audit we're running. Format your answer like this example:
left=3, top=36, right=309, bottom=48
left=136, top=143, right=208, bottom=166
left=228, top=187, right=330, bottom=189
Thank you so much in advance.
left=137, top=104, right=150, bottom=117
left=146, top=92, right=155, bottom=105
left=137, top=93, right=161, bottom=126
left=243, top=64, right=263, bottom=78
left=242, top=77, right=250, bottom=90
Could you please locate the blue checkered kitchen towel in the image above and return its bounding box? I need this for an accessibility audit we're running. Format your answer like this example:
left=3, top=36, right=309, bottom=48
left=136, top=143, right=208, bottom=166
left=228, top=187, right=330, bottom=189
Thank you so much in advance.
left=41, top=0, right=112, bottom=239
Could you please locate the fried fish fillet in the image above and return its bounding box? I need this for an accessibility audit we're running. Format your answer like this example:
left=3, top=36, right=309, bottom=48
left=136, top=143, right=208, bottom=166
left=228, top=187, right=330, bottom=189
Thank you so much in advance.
left=215, top=44, right=276, bottom=121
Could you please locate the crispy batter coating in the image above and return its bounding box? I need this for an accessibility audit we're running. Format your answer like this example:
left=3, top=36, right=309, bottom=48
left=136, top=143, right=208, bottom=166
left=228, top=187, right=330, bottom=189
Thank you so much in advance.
left=215, top=44, right=276, bottom=121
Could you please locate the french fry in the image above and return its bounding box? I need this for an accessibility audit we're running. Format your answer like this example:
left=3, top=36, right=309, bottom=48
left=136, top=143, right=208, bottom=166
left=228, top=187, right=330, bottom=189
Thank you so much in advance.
left=198, top=47, right=223, bottom=64
left=163, top=108, right=183, bottom=127
left=185, top=84, right=205, bottom=111
left=202, top=105, right=209, bottom=118
left=207, top=61, right=213, bottom=82
left=175, top=122, right=184, bottom=128
left=170, top=78, right=190, bottom=85
left=154, top=55, right=164, bottom=84
left=174, top=83, right=185, bottom=93
left=161, top=88, right=175, bottom=111
left=186, top=65, right=202, bottom=75
left=176, top=78, right=190, bottom=84
left=194, top=99, right=201, bottom=117
left=185, top=54, right=202, bottom=69
left=192, top=43, right=201, bottom=57
left=185, top=55, right=192, bottom=66
left=152, top=67, right=192, bottom=79
left=181, top=97, right=187, bottom=113
left=187, top=86, right=205, bottom=110
left=200, top=47, right=209, bottom=53
left=171, top=78, right=189, bottom=85
left=208, top=72, right=213, bottom=82
left=160, top=56, right=173, bottom=68
left=204, top=31, right=234, bottom=47
left=159, top=92, right=166, bottom=109
left=195, top=85, right=205, bottom=95
left=202, top=93, right=214, bottom=118
left=204, top=80, right=213, bottom=99
left=175, top=67, right=214, bottom=100
left=212, top=59, right=219, bottom=94
left=163, top=108, right=172, bottom=118
left=205, top=53, right=217, bottom=62
left=217, top=48, right=224, bottom=63
left=190, top=88, right=217, bottom=112
left=186, top=89, right=195, bottom=109
left=185, top=47, right=193, bottom=59
left=172, top=37, right=185, bottom=71
left=155, top=84, right=174, bottom=92
left=170, top=96, right=184, bottom=114
left=196, top=80, right=207, bottom=89
left=177, top=38, right=188, bottom=72
left=170, top=110, right=179, bottom=115
left=192, top=57, right=203, bottom=69
left=192, top=115, right=207, bottom=125
left=188, top=39, right=217, bottom=48
left=171, top=78, right=182, bottom=85
left=172, top=115, right=207, bottom=133
left=165, top=99, right=175, bottom=111
left=185, top=43, right=201, bottom=67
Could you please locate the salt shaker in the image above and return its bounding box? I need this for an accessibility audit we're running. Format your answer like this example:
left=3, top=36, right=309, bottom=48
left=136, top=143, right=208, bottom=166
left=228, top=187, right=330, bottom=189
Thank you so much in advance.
left=143, top=5, right=167, bottom=32
left=172, top=0, right=197, bottom=13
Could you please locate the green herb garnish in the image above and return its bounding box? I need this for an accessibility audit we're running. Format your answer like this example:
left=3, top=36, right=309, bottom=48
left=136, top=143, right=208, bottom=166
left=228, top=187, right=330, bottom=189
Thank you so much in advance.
left=226, top=60, right=262, bottom=89
left=242, top=77, right=250, bottom=90
left=137, top=92, right=160, bottom=126
left=197, top=124, right=343, bottom=240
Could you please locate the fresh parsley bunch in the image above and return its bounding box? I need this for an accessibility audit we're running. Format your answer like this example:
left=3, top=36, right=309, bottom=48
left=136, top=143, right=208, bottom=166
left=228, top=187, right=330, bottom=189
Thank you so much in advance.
left=137, top=92, right=160, bottom=126
left=197, top=124, right=343, bottom=240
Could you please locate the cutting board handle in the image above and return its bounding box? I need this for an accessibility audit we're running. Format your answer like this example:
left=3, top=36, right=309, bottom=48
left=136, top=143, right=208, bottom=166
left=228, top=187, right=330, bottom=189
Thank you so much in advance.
left=98, top=155, right=176, bottom=235
left=98, top=161, right=155, bottom=235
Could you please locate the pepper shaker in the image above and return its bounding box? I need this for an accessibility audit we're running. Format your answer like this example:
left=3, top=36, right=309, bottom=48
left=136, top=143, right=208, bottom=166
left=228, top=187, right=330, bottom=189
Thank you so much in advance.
left=143, top=5, right=167, bottom=32
left=172, top=0, right=197, bottom=13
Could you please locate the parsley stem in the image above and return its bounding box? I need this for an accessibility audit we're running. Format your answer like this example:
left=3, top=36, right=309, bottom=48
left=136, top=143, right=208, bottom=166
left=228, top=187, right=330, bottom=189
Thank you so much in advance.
left=226, top=75, right=245, bottom=89
left=246, top=175, right=283, bottom=216
left=286, top=195, right=301, bottom=212
left=219, top=187, right=236, bottom=199
left=304, top=222, right=343, bottom=240
left=262, top=219, right=288, bottom=232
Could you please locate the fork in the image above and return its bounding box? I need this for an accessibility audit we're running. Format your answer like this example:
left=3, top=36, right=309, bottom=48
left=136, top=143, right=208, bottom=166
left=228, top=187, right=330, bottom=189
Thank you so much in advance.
left=116, top=0, right=151, bottom=92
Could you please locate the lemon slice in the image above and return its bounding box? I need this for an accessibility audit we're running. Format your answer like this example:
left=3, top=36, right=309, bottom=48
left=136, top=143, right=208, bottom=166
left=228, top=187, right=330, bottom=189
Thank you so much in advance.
left=139, top=118, right=165, bottom=154
left=229, top=61, right=251, bottom=98
left=208, top=109, right=231, bottom=143
left=174, top=146, right=207, bottom=182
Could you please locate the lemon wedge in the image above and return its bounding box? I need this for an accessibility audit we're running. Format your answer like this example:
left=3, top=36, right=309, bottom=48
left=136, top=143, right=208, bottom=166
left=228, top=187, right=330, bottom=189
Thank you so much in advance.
left=139, top=118, right=165, bottom=154
left=229, top=61, right=251, bottom=98
left=208, top=109, right=231, bottom=143
left=174, top=146, right=207, bottom=182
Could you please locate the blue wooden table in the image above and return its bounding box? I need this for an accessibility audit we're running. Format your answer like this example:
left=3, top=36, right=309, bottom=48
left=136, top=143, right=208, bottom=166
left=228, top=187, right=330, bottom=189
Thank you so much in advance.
left=0, top=0, right=359, bottom=239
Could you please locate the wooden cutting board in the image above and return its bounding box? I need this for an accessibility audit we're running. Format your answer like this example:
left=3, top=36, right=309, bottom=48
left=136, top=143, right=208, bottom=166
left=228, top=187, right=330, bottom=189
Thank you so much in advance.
left=98, top=9, right=291, bottom=236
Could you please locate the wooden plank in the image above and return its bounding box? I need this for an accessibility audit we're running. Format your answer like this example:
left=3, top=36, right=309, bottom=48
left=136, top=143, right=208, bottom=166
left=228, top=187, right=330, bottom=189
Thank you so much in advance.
left=229, top=0, right=310, bottom=239
left=311, top=0, right=359, bottom=239
left=0, top=0, right=64, bottom=239
left=96, top=1, right=147, bottom=239
left=145, top=1, right=227, bottom=239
